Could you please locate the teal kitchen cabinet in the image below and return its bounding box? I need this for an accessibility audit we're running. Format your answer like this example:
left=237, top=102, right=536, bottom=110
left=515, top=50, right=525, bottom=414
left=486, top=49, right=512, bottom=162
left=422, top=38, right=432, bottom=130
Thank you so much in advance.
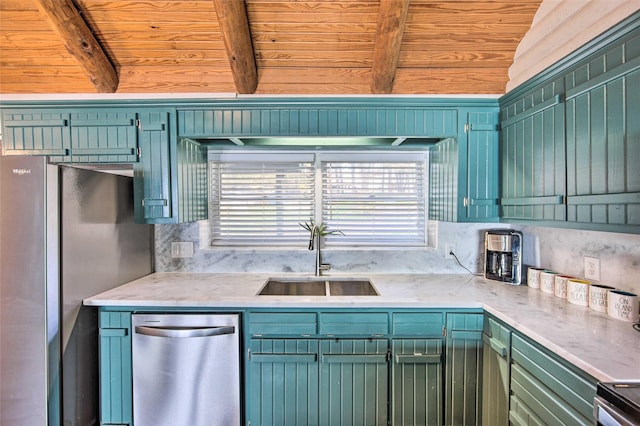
left=499, top=83, right=566, bottom=222
left=133, top=109, right=208, bottom=224
left=1, top=109, right=139, bottom=163
left=509, top=333, right=597, bottom=426
left=391, top=312, right=445, bottom=426
left=429, top=106, right=500, bottom=223
left=99, top=311, right=132, bottom=426
left=564, top=34, right=640, bottom=228
left=481, top=316, right=512, bottom=426
left=444, top=312, right=483, bottom=426
left=68, top=110, right=138, bottom=163
left=1, top=110, right=71, bottom=157
left=319, top=339, right=389, bottom=426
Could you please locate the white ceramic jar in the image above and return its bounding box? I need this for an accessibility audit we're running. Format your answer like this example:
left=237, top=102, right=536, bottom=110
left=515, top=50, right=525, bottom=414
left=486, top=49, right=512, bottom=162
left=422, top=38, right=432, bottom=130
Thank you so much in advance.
left=567, top=279, right=590, bottom=306
left=607, top=290, right=639, bottom=322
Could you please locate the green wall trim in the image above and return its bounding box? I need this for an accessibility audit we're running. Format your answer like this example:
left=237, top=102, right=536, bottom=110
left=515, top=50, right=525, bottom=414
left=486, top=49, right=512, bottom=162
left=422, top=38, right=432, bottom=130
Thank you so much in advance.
left=500, top=95, right=562, bottom=128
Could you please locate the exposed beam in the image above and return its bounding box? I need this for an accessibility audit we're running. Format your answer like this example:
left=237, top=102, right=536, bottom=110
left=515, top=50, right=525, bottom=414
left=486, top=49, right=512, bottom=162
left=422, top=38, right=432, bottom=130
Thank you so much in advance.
left=213, top=0, right=258, bottom=94
left=371, top=0, right=410, bottom=94
left=33, top=0, right=118, bottom=93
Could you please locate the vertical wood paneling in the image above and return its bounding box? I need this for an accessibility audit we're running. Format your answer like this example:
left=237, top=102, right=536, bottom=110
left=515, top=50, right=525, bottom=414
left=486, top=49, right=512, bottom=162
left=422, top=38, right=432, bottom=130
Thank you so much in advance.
left=99, top=311, right=132, bottom=425
left=391, top=339, right=443, bottom=426
left=1, top=110, right=71, bottom=157
left=319, top=339, right=388, bottom=426
left=68, top=110, right=137, bottom=163
left=176, top=137, right=208, bottom=223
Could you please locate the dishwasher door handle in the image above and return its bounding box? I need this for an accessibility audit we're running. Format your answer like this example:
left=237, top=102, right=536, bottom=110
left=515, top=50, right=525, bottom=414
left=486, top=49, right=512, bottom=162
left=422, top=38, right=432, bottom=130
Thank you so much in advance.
left=134, top=325, right=235, bottom=338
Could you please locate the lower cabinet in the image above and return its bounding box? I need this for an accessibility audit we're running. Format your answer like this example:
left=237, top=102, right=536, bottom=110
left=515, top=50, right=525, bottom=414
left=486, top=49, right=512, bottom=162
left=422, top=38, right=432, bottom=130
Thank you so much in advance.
left=509, top=333, right=597, bottom=426
left=481, top=316, right=511, bottom=426
left=444, top=313, right=483, bottom=426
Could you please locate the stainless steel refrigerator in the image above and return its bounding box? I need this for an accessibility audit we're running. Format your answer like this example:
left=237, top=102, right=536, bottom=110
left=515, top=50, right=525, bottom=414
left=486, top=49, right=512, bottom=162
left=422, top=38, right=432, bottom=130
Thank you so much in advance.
left=0, top=155, right=154, bottom=426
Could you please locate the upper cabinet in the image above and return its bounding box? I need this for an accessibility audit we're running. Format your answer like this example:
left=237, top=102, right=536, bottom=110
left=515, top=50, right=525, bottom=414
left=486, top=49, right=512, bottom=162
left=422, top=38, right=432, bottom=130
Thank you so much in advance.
left=2, top=108, right=139, bottom=163
left=499, top=12, right=640, bottom=234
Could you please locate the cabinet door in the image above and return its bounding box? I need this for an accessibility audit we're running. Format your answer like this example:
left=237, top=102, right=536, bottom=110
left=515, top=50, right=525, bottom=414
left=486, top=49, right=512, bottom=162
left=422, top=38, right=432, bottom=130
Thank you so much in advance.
left=248, top=339, right=319, bottom=426
left=500, top=86, right=566, bottom=222
left=391, top=339, right=442, bottom=426
left=68, top=110, right=138, bottom=163
left=461, top=108, right=500, bottom=221
left=481, top=317, right=511, bottom=426
left=99, top=311, right=132, bottom=426
left=565, top=64, right=640, bottom=227
left=319, top=339, right=388, bottom=426
left=134, top=110, right=173, bottom=222
left=444, top=313, right=483, bottom=426
left=1, top=110, right=70, bottom=158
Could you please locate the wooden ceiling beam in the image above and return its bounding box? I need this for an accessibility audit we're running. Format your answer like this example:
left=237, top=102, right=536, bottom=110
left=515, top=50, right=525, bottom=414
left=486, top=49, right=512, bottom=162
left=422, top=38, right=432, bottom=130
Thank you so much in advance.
left=33, top=0, right=118, bottom=93
left=212, top=0, right=258, bottom=94
left=371, top=0, right=410, bottom=94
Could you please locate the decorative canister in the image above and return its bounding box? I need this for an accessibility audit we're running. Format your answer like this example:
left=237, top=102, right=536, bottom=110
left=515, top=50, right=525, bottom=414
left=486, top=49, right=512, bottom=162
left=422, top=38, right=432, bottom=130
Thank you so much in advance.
left=607, top=290, right=639, bottom=322
left=527, top=267, right=545, bottom=289
left=588, top=284, right=616, bottom=313
left=554, top=275, right=573, bottom=299
left=567, top=279, right=590, bottom=306
left=539, top=270, right=559, bottom=294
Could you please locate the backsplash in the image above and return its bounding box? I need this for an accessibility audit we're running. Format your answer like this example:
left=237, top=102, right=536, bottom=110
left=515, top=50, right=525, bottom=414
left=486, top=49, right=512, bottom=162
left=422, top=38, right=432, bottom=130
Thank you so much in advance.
left=155, top=221, right=500, bottom=275
left=514, top=225, right=640, bottom=296
left=155, top=221, right=640, bottom=295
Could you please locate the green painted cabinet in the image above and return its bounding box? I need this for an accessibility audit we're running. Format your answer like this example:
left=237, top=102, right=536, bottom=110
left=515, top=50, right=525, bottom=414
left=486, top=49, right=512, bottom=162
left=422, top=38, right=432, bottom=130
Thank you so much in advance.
left=99, top=311, right=132, bottom=426
left=481, top=316, right=511, bottom=426
left=499, top=14, right=640, bottom=233
left=133, top=110, right=208, bottom=224
left=1, top=110, right=71, bottom=157
left=444, top=312, right=483, bottom=426
left=509, top=333, right=596, bottom=426
left=1, top=109, right=139, bottom=163
left=429, top=106, right=501, bottom=223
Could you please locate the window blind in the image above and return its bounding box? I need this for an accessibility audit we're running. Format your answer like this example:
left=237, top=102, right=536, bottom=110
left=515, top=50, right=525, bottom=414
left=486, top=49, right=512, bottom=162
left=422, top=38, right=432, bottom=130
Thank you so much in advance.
left=209, top=154, right=315, bottom=246
left=321, top=158, right=427, bottom=246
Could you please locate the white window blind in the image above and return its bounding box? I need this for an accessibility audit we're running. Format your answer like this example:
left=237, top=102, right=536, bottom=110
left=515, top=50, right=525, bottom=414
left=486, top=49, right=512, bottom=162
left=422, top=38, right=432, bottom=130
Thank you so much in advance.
left=209, top=153, right=314, bottom=246
left=321, top=154, right=427, bottom=246
left=208, top=151, right=427, bottom=247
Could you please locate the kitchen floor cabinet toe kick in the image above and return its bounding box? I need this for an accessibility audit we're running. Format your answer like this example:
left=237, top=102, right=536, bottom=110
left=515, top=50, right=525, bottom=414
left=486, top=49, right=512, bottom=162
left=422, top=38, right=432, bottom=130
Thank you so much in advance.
left=98, top=308, right=597, bottom=426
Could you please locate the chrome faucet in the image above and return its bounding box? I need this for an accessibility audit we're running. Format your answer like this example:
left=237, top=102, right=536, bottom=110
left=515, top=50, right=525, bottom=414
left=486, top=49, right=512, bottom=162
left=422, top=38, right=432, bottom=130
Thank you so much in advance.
left=309, top=225, right=331, bottom=276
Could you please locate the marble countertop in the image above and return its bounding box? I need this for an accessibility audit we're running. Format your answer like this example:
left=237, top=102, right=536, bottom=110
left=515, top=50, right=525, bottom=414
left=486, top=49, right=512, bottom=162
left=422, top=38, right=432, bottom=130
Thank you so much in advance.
left=84, top=272, right=640, bottom=382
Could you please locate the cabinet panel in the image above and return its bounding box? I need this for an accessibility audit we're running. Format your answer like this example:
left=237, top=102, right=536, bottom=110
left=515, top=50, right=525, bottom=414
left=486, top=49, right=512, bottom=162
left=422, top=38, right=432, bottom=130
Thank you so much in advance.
left=249, top=339, right=320, bottom=426
left=68, top=110, right=138, bottom=163
left=391, top=339, right=443, bottom=426
left=319, top=312, right=388, bottom=336
left=481, top=317, right=511, bottom=426
left=391, top=312, right=443, bottom=337
left=511, top=333, right=596, bottom=425
left=248, top=312, right=318, bottom=336
left=1, top=110, right=71, bottom=157
left=99, top=311, right=132, bottom=426
left=445, top=313, right=483, bottom=426
left=319, top=339, right=389, bottom=426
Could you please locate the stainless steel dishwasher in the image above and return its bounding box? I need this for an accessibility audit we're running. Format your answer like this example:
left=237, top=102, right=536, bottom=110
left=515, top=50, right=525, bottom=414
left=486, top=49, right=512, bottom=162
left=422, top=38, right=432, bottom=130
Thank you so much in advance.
left=132, top=313, right=241, bottom=426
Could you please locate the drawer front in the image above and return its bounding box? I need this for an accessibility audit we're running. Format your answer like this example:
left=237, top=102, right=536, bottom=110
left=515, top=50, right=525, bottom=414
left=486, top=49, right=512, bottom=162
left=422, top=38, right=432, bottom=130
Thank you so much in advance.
left=392, top=312, right=444, bottom=337
left=248, top=312, right=318, bottom=336
left=319, top=312, right=388, bottom=336
left=511, top=334, right=596, bottom=424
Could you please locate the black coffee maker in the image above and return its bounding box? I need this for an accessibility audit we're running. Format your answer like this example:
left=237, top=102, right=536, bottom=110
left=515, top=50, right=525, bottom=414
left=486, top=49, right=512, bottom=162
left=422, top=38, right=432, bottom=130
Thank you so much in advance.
left=484, top=230, right=523, bottom=285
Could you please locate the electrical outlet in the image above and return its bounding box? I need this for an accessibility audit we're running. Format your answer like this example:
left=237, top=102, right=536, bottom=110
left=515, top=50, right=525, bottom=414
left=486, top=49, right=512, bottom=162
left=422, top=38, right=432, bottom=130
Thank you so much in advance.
left=445, top=243, right=456, bottom=259
left=171, top=241, right=194, bottom=258
left=584, top=256, right=600, bottom=281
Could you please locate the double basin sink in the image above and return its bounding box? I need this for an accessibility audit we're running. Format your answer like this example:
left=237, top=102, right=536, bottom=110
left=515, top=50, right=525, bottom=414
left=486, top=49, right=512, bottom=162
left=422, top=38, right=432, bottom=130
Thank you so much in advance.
left=258, top=277, right=378, bottom=296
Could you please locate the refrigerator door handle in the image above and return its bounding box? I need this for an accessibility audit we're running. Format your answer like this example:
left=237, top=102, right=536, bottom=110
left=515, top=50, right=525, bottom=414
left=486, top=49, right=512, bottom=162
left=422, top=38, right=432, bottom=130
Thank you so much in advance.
left=134, top=325, right=235, bottom=338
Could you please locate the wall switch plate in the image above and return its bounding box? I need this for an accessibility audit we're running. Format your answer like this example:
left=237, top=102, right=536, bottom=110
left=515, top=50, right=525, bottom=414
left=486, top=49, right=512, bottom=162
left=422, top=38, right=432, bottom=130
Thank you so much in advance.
left=171, top=241, right=194, bottom=258
left=584, top=256, right=600, bottom=281
left=445, top=243, right=456, bottom=259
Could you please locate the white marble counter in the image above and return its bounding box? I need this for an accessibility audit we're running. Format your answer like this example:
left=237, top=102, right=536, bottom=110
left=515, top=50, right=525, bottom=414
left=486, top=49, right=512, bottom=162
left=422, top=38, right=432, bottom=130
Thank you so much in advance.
left=84, top=272, right=640, bottom=382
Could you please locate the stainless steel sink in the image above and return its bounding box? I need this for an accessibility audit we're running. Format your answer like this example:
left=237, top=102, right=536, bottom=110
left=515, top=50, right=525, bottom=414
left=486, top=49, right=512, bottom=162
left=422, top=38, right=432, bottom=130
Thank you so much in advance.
left=258, top=278, right=378, bottom=296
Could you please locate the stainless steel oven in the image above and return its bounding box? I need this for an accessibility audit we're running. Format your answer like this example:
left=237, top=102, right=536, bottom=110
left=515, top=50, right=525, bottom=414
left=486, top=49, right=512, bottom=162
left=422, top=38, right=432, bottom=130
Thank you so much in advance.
left=594, top=382, right=640, bottom=426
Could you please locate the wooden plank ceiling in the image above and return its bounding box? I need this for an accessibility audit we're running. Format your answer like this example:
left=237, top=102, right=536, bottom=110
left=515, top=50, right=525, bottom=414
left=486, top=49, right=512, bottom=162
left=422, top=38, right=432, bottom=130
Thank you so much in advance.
left=0, top=0, right=542, bottom=95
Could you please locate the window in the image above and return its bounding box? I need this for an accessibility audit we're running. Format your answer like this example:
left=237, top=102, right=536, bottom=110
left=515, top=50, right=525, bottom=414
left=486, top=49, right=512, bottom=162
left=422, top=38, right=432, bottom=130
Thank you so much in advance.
left=209, top=150, right=428, bottom=247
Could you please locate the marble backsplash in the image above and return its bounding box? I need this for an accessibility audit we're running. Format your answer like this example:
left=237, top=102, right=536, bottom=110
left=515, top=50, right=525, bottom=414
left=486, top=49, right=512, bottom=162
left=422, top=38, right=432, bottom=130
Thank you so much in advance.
left=514, top=225, right=640, bottom=296
left=155, top=221, right=502, bottom=276
left=155, top=221, right=640, bottom=295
